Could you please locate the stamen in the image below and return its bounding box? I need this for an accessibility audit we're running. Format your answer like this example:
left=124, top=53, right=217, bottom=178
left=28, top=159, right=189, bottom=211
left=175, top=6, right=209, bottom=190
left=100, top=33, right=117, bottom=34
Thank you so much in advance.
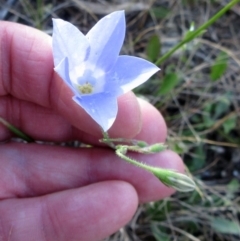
left=77, top=82, right=93, bottom=94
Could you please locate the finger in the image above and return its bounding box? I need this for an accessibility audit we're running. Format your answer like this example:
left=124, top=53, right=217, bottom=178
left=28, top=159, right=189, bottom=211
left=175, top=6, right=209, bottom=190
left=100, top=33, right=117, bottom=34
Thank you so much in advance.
left=134, top=98, right=167, bottom=143
left=0, top=181, right=138, bottom=241
left=0, top=142, right=184, bottom=202
left=0, top=21, right=141, bottom=138
left=81, top=98, right=168, bottom=145
left=0, top=95, right=167, bottom=145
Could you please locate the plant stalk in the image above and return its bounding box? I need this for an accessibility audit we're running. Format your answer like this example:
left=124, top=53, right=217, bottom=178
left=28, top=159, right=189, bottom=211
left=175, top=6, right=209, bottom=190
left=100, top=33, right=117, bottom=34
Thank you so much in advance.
left=155, top=0, right=240, bottom=65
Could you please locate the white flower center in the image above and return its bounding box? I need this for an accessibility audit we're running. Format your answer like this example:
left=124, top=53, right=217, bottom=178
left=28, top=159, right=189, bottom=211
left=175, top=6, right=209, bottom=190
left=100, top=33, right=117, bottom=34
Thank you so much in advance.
left=71, top=65, right=106, bottom=96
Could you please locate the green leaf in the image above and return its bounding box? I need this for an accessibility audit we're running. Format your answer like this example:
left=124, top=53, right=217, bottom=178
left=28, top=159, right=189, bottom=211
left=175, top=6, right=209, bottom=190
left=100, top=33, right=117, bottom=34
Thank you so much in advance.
left=151, top=225, right=171, bottom=241
left=150, top=7, right=170, bottom=19
left=202, top=103, right=215, bottom=127
left=213, top=97, right=230, bottom=119
left=171, top=141, right=188, bottom=154
left=183, top=22, right=206, bottom=41
left=202, top=114, right=212, bottom=127
left=184, top=22, right=195, bottom=40
left=210, top=51, right=228, bottom=81
left=222, top=116, right=237, bottom=134
left=190, top=145, right=206, bottom=171
left=158, top=73, right=179, bottom=95
left=227, top=179, right=240, bottom=193
left=146, top=35, right=161, bottom=62
left=211, top=218, right=240, bottom=235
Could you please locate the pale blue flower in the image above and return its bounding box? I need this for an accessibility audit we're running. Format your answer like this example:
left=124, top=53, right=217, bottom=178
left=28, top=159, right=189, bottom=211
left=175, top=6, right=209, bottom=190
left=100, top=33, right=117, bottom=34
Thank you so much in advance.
left=52, top=11, right=159, bottom=131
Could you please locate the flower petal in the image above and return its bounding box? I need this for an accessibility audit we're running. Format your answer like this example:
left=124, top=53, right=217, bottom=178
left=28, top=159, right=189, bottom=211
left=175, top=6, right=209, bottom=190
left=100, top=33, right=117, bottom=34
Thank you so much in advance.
left=107, top=56, right=160, bottom=95
left=54, top=57, right=79, bottom=96
left=86, top=11, right=125, bottom=72
left=73, top=93, right=118, bottom=131
left=52, top=19, right=90, bottom=68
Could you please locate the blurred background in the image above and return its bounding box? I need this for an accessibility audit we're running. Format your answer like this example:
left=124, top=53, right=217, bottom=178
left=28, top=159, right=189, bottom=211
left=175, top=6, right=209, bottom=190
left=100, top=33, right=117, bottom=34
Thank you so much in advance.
left=1, top=0, right=240, bottom=240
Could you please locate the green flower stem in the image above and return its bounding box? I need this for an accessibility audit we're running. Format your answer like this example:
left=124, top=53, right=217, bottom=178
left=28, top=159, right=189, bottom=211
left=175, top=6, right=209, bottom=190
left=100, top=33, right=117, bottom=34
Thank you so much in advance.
left=100, top=131, right=149, bottom=149
left=116, top=146, right=196, bottom=192
left=116, top=146, right=156, bottom=172
left=0, top=117, right=34, bottom=142
left=116, top=143, right=167, bottom=154
left=155, top=0, right=240, bottom=65
left=101, top=130, right=115, bottom=149
left=100, top=137, right=148, bottom=147
left=100, top=131, right=167, bottom=154
left=101, top=131, right=196, bottom=192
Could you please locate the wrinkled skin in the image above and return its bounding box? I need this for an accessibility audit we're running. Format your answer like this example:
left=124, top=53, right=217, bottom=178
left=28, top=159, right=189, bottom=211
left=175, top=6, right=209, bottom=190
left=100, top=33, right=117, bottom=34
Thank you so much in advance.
left=0, top=21, right=184, bottom=241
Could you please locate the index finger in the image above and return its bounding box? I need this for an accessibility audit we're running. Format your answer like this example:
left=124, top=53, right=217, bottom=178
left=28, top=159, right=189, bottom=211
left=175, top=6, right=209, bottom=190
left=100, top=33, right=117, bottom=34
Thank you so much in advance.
left=0, top=21, right=142, bottom=138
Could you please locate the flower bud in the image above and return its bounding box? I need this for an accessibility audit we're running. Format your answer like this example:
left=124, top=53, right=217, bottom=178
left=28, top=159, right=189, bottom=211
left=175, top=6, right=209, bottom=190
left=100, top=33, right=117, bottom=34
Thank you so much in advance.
left=152, top=168, right=196, bottom=192
left=166, top=173, right=196, bottom=192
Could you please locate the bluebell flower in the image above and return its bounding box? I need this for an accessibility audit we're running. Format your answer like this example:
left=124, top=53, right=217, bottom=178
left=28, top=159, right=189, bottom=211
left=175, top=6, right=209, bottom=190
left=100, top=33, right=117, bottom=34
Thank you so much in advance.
left=52, top=11, right=159, bottom=131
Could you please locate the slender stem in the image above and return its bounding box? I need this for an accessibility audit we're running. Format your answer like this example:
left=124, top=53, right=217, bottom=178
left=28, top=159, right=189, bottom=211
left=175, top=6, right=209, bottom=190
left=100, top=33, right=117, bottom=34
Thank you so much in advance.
left=0, top=117, right=34, bottom=142
left=116, top=147, right=155, bottom=173
left=100, top=137, right=147, bottom=146
left=101, top=130, right=116, bottom=148
left=155, top=0, right=240, bottom=65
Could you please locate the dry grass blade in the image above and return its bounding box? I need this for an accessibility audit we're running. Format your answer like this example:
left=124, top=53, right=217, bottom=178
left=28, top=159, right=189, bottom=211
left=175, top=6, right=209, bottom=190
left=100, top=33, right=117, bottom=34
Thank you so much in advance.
left=72, top=0, right=152, bottom=14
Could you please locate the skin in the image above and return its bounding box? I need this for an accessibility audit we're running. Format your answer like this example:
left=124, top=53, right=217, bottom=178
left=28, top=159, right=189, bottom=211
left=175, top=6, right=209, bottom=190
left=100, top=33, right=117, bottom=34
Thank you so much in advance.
left=0, top=21, right=184, bottom=241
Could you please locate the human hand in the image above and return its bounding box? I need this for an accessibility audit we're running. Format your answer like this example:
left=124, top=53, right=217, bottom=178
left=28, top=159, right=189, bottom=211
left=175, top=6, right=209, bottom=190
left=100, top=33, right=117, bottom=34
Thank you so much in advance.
left=0, top=22, right=184, bottom=241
